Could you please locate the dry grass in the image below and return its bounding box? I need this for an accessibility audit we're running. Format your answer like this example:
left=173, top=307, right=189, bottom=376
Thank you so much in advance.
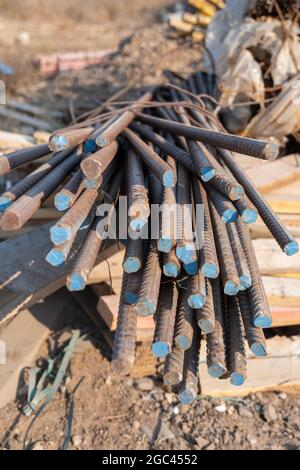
left=0, top=0, right=173, bottom=23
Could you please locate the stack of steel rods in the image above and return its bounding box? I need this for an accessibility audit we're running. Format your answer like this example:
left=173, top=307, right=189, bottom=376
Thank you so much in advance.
left=0, top=72, right=298, bottom=405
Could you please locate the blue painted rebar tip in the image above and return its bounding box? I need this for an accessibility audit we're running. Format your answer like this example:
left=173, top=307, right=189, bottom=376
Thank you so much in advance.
left=0, top=196, right=12, bottom=212
left=240, top=274, right=252, bottom=290
left=179, top=390, right=196, bottom=405
left=184, top=261, right=198, bottom=275
left=136, top=300, right=156, bottom=316
left=201, top=262, right=218, bottom=279
left=123, top=257, right=141, bottom=274
left=284, top=241, right=299, bottom=256
left=176, top=335, right=190, bottom=350
left=84, top=139, right=98, bottom=153
left=50, top=226, right=71, bottom=245
left=254, top=315, right=272, bottom=328
left=176, top=245, right=196, bottom=265
left=125, top=291, right=139, bottom=305
left=222, top=209, right=238, bottom=224
left=163, top=263, right=180, bottom=277
left=224, top=280, right=239, bottom=296
left=230, top=373, right=245, bottom=387
left=51, top=134, right=68, bottom=151
left=251, top=343, right=267, bottom=357
left=46, top=249, right=65, bottom=266
left=242, top=208, right=258, bottom=224
left=198, top=319, right=214, bottom=334
left=130, top=218, right=147, bottom=232
left=163, top=170, right=176, bottom=188
left=152, top=342, right=170, bottom=358
left=208, top=363, right=226, bottom=379
left=231, top=186, right=244, bottom=201
left=54, top=194, right=71, bottom=212
left=188, top=294, right=206, bottom=309
left=200, top=166, right=215, bottom=182
left=67, top=273, right=86, bottom=291
left=157, top=238, right=173, bottom=253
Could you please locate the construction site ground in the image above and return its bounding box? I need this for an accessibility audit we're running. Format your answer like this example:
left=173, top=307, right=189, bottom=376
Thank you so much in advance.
left=0, top=0, right=300, bottom=451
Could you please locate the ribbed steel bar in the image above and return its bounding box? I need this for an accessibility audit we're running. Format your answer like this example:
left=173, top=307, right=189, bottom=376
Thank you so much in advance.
left=0, top=143, right=50, bottom=176
left=112, top=273, right=137, bottom=375
left=0, top=149, right=72, bottom=212
left=137, top=113, right=279, bottom=160
left=46, top=233, right=77, bottom=267
left=187, top=272, right=206, bottom=309
left=134, top=241, right=162, bottom=316
left=66, top=172, right=121, bottom=291
left=235, top=218, right=272, bottom=328
left=49, top=127, right=94, bottom=152
left=226, top=223, right=252, bottom=291
left=179, top=323, right=201, bottom=405
left=206, top=278, right=227, bottom=378
left=124, top=271, right=141, bottom=304
left=238, top=290, right=267, bottom=357
left=50, top=187, right=100, bottom=245
left=174, top=285, right=194, bottom=351
left=0, top=146, right=82, bottom=231
left=176, top=163, right=197, bottom=265
left=234, top=197, right=258, bottom=225
left=158, top=155, right=177, bottom=253
left=95, top=90, right=154, bottom=147
left=218, top=148, right=298, bottom=256
left=130, top=121, right=195, bottom=174
left=80, top=141, right=118, bottom=180
left=152, top=282, right=178, bottom=357
left=209, top=201, right=240, bottom=296
left=207, top=185, right=238, bottom=224
left=196, top=278, right=215, bottom=334
left=163, top=249, right=181, bottom=277
left=123, top=129, right=176, bottom=188
left=127, top=148, right=150, bottom=232
left=54, top=169, right=84, bottom=211
left=192, top=176, right=219, bottom=278
left=163, top=344, right=185, bottom=385
left=226, top=295, right=247, bottom=386
left=123, top=237, right=144, bottom=274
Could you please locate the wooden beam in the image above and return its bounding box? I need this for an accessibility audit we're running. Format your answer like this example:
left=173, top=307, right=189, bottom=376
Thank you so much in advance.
left=0, top=222, right=120, bottom=325
left=254, top=238, right=300, bottom=275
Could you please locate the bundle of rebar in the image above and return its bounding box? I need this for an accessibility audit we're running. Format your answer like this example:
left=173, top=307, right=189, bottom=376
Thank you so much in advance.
left=0, top=70, right=298, bottom=405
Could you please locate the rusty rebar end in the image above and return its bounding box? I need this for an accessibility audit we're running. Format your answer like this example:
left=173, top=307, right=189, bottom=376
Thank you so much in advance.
left=163, top=370, right=182, bottom=386
left=264, top=142, right=279, bottom=161
left=0, top=209, right=22, bottom=231
left=81, top=157, right=102, bottom=180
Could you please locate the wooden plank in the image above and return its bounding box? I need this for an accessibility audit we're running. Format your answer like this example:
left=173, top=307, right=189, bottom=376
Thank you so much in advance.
left=266, top=194, right=300, bottom=215
left=200, top=335, right=300, bottom=397
left=0, top=222, right=120, bottom=325
left=249, top=218, right=300, bottom=239
left=0, top=130, right=34, bottom=153
left=244, top=158, right=300, bottom=194
left=97, top=294, right=155, bottom=342
left=271, top=305, right=300, bottom=327
left=0, top=289, right=70, bottom=409
left=263, top=276, right=300, bottom=306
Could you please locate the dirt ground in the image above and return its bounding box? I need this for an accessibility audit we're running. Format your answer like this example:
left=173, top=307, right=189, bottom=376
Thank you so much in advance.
left=0, top=0, right=300, bottom=451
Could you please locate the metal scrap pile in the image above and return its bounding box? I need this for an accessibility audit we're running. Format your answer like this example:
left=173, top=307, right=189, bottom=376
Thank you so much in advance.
left=0, top=71, right=298, bottom=405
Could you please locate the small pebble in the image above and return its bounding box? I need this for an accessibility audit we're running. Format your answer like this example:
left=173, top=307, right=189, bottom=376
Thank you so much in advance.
left=135, top=377, right=154, bottom=392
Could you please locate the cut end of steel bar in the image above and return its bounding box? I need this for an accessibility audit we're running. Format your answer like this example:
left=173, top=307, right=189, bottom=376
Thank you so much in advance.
left=253, top=315, right=272, bottom=329
left=129, top=217, right=148, bottom=232
left=176, top=243, right=197, bottom=265
left=284, top=240, right=299, bottom=256
left=50, top=225, right=71, bottom=245
left=242, top=208, right=258, bottom=224
left=250, top=342, right=267, bottom=357
left=49, top=134, right=68, bottom=152
left=157, top=238, right=173, bottom=254
left=188, top=294, right=206, bottom=310
left=175, top=335, right=192, bottom=351
left=135, top=299, right=157, bottom=317
left=198, top=318, right=215, bottom=334
left=224, top=280, right=240, bottom=296
left=239, top=274, right=252, bottom=290
left=229, top=186, right=244, bottom=201
left=230, top=372, right=246, bottom=387
left=84, top=139, right=98, bottom=153
left=95, top=134, right=110, bottom=148
left=162, top=169, right=176, bottom=188
left=179, top=389, right=197, bottom=405
left=123, top=257, right=142, bottom=274
left=124, top=290, right=139, bottom=305
left=201, top=166, right=215, bottom=182
left=208, top=363, right=227, bottom=379
left=54, top=193, right=72, bottom=212
left=67, top=272, right=86, bottom=291
left=163, top=262, right=180, bottom=277
left=201, top=262, right=219, bottom=279
left=184, top=261, right=198, bottom=276
left=45, top=249, right=66, bottom=266
left=152, top=341, right=171, bottom=358
left=264, top=142, right=279, bottom=161
left=163, top=370, right=182, bottom=386
left=222, top=208, right=238, bottom=224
